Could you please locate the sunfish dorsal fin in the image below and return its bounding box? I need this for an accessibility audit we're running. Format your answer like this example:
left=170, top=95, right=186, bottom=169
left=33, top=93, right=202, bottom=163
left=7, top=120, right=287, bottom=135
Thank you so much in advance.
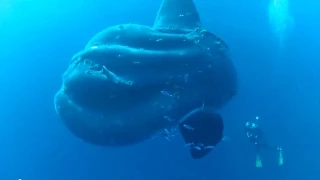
left=153, top=0, right=202, bottom=31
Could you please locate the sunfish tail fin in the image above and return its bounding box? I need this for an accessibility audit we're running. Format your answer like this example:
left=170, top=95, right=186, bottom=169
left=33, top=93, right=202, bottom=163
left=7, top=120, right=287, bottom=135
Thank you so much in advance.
left=178, top=107, right=224, bottom=159
left=153, top=0, right=202, bottom=31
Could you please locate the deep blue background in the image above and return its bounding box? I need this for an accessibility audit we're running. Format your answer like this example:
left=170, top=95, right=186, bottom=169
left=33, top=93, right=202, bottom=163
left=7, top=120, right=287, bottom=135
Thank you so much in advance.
left=0, top=0, right=319, bottom=179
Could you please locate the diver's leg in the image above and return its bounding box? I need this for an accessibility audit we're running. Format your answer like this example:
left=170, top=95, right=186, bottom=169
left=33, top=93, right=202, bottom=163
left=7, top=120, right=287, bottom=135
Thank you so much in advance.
left=260, top=144, right=284, bottom=166
left=255, top=145, right=263, bottom=168
left=277, top=147, right=284, bottom=166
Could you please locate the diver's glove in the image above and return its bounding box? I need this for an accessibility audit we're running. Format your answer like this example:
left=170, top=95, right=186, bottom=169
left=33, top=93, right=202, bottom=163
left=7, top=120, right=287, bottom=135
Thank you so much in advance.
left=255, top=154, right=262, bottom=168
left=278, top=147, right=284, bottom=166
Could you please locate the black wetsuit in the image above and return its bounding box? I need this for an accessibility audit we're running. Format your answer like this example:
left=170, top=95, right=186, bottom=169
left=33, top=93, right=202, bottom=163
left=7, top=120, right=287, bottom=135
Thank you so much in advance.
left=245, top=122, right=283, bottom=167
left=246, top=123, right=270, bottom=153
left=245, top=122, right=278, bottom=153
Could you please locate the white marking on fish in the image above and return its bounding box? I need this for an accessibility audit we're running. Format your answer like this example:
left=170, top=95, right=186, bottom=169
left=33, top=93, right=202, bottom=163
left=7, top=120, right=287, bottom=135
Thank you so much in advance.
left=183, top=124, right=195, bottom=131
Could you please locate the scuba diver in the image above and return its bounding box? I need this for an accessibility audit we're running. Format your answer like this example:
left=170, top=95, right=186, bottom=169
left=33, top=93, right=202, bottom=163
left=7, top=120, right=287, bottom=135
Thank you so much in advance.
left=245, top=118, right=284, bottom=168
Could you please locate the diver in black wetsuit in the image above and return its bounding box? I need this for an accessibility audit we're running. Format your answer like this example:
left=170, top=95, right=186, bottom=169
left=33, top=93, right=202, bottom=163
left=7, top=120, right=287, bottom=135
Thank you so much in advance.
left=245, top=121, right=283, bottom=168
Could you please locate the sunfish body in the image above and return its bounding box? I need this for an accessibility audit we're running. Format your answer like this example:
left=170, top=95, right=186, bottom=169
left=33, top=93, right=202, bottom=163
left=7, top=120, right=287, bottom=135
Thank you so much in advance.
left=54, top=0, right=237, bottom=159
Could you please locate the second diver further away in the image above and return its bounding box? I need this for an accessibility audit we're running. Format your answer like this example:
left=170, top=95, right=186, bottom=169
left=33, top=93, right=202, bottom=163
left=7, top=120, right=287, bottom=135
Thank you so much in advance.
left=245, top=120, right=284, bottom=168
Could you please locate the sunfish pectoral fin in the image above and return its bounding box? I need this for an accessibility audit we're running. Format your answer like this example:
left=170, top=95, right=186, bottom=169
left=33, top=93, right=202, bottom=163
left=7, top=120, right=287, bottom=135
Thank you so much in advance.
left=178, top=107, right=224, bottom=159
left=153, top=0, right=202, bottom=31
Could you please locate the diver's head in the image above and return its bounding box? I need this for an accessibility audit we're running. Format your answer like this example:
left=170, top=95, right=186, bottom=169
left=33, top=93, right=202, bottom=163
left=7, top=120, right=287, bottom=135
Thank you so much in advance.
left=245, top=122, right=258, bottom=130
left=245, top=122, right=252, bottom=128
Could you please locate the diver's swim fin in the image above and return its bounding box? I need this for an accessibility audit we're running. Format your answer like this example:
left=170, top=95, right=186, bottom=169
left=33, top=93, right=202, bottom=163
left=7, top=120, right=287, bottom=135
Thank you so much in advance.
left=278, top=147, right=284, bottom=166
left=256, top=154, right=263, bottom=168
left=178, top=107, right=224, bottom=159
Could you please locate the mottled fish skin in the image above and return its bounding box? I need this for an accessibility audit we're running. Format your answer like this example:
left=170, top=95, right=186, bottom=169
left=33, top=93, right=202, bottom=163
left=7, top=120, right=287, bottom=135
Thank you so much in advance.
left=54, top=0, right=237, bottom=147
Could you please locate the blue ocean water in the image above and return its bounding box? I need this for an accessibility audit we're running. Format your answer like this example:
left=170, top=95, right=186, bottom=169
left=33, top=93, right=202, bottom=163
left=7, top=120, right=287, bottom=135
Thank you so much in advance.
left=0, top=0, right=319, bottom=179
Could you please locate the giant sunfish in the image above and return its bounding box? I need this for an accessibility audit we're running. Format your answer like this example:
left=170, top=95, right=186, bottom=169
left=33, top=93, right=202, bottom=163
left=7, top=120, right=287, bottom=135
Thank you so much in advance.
left=54, top=0, right=237, bottom=159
